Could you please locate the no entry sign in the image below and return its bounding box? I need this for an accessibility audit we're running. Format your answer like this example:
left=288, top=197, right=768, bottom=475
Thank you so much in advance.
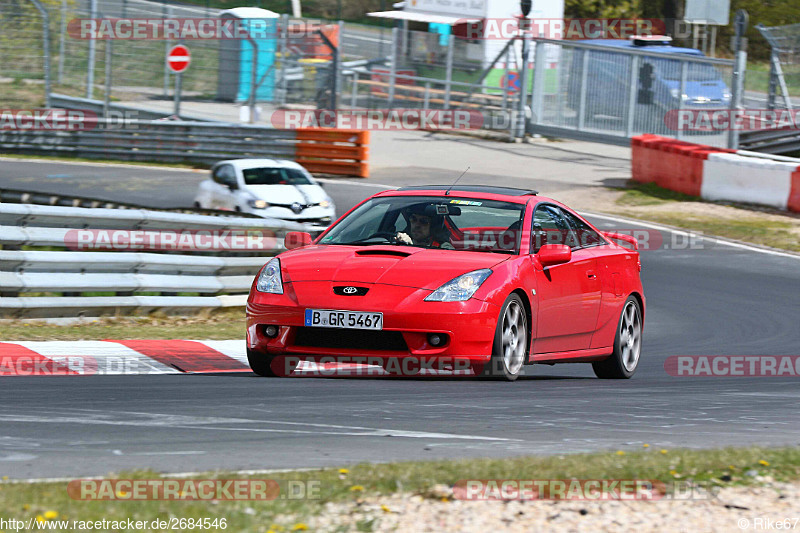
left=167, top=45, right=191, bottom=73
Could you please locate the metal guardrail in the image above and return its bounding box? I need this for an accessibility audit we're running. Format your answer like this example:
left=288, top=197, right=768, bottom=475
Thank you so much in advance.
left=0, top=119, right=370, bottom=177
left=0, top=202, right=311, bottom=318
left=0, top=185, right=261, bottom=218
left=50, top=94, right=214, bottom=123
left=0, top=203, right=309, bottom=231
left=739, top=128, right=800, bottom=154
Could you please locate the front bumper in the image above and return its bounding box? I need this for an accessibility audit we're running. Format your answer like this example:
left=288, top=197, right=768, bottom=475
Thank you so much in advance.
left=246, top=281, right=499, bottom=362
left=251, top=205, right=335, bottom=224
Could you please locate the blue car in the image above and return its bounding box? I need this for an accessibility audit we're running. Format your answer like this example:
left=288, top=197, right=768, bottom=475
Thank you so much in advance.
left=566, top=38, right=732, bottom=133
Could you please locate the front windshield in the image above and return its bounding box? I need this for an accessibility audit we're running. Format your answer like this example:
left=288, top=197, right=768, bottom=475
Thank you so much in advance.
left=318, top=195, right=527, bottom=254
left=242, top=167, right=312, bottom=186
left=652, top=59, right=722, bottom=82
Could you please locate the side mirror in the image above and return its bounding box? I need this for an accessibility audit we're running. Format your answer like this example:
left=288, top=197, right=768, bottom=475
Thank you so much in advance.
left=226, top=180, right=238, bottom=191
left=285, top=231, right=312, bottom=250
left=537, top=244, right=571, bottom=267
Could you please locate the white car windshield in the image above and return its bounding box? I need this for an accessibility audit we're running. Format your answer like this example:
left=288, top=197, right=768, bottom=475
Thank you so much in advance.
left=242, top=167, right=312, bottom=186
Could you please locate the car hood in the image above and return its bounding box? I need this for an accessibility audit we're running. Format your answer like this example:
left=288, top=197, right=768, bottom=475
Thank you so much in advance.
left=246, top=184, right=327, bottom=205
left=279, top=245, right=508, bottom=290
left=663, top=78, right=729, bottom=100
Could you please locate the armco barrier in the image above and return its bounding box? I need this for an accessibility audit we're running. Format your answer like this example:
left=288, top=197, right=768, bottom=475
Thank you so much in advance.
left=632, top=135, right=800, bottom=212
left=0, top=203, right=314, bottom=318
left=0, top=121, right=370, bottom=178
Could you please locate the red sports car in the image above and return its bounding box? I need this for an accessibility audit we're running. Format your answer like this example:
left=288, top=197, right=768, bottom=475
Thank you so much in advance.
left=246, top=185, right=644, bottom=381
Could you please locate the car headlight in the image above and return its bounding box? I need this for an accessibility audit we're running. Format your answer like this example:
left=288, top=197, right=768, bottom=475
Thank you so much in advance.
left=669, top=88, right=689, bottom=102
left=425, top=269, right=492, bottom=302
left=248, top=199, right=269, bottom=209
left=723, top=91, right=732, bottom=102
left=256, top=257, right=283, bottom=294
left=319, top=200, right=331, bottom=208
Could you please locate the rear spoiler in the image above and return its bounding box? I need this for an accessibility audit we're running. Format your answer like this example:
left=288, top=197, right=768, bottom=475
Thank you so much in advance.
left=601, top=231, right=639, bottom=250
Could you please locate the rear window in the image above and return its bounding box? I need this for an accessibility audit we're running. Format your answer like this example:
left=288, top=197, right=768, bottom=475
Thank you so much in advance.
left=242, top=167, right=312, bottom=185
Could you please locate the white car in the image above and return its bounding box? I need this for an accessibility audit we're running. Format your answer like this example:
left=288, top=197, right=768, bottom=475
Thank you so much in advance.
left=194, top=159, right=336, bottom=224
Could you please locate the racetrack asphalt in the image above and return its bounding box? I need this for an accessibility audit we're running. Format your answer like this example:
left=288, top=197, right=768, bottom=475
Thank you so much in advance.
left=1, top=152, right=799, bottom=479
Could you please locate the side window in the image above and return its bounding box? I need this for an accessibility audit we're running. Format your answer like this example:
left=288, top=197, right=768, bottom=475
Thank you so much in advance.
left=213, top=165, right=236, bottom=185
left=532, top=204, right=576, bottom=253
left=559, top=209, right=606, bottom=249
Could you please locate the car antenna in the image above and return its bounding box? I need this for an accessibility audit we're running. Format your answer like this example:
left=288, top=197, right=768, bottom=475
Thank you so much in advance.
left=445, top=167, right=470, bottom=196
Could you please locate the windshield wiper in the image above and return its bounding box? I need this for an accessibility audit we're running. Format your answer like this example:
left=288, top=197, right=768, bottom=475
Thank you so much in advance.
left=326, top=240, right=395, bottom=246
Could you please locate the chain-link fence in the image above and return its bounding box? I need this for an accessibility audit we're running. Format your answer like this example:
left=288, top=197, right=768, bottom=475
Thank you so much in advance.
left=755, top=22, right=800, bottom=110
left=1, top=1, right=749, bottom=147
left=531, top=39, right=736, bottom=148
left=0, top=0, right=52, bottom=107
left=1, top=0, right=343, bottom=121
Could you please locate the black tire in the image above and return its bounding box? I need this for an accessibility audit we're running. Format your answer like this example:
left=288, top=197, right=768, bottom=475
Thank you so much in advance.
left=592, top=296, right=642, bottom=379
left=247, top=349, right=298, bottom=377
left=475, top=294, right=528, bottom=381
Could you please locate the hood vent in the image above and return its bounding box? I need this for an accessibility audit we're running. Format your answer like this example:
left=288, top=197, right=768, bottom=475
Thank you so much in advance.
left=355, top=249, right=412, bottom=258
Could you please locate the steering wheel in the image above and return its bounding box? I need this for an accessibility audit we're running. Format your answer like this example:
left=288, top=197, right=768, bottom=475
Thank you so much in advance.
left=360, top=231, right=400, bottom=243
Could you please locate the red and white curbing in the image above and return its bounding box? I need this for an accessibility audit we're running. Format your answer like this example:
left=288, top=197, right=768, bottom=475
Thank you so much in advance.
left=631, top=135, right=800, bottom=212
left=0, top=340, right=473, bottom=377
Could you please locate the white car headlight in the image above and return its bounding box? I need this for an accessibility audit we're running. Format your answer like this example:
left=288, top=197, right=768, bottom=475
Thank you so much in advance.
left=256, top=257, right=283, bottom=294
left=248, top=199, right=269, bottom=209
left=319, top=200, right=331, bottom=208
left=425, top=269, right=492, bottom=302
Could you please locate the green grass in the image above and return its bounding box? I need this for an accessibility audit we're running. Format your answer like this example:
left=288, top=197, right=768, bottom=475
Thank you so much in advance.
left=612, top=182, right=800, bottom=252
left=616, top=211, right=800, bottom=252
left=1, top=446, right=797, bottom=532
left=746, top=61, right=800, bottom=98
left=616, top=182, right=703, bottom=206
left=0, top=308, right=245, bottom=341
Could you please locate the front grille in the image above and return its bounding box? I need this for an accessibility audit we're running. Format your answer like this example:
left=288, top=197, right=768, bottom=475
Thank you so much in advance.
left=294, top=327, right=408, bottom=351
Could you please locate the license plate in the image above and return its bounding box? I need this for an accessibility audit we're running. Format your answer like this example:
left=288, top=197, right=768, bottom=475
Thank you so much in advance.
left=304, top=309, right=383, bottom=330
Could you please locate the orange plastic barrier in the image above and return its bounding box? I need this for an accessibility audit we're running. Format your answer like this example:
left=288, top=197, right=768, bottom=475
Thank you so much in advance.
left=295, top=128, right=370, bottom=178
left=285, top=23, right=339, bottom=60
left=631, top=135, right=734, bottom=197
left=790, top=168, right=800, bottom=213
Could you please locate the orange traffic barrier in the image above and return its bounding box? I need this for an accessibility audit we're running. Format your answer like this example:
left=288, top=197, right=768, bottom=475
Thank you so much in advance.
left=295, top=128, right=370, bottom=178
left=631, top=135, right=734, bottom=197
left=790, top=169, right=800, bottom=213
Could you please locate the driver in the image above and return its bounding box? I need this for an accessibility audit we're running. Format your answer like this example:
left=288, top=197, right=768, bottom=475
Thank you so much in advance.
left=396, top=205, right=454, bottom=249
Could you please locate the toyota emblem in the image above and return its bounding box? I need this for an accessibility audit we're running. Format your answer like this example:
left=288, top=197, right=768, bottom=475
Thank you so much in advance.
left=291, top=202, right=303, bottom=214
left=343, top=286, right=358, bottom=294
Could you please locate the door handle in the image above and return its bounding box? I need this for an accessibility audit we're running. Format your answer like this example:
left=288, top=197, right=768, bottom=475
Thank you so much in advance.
left=586, top=270, right=597, bottom=279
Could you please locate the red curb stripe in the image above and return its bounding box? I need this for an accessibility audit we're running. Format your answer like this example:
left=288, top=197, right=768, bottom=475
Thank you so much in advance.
left=110, top=340, right=250, bottom=373
left=0, top=343, right=80, bottom=376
